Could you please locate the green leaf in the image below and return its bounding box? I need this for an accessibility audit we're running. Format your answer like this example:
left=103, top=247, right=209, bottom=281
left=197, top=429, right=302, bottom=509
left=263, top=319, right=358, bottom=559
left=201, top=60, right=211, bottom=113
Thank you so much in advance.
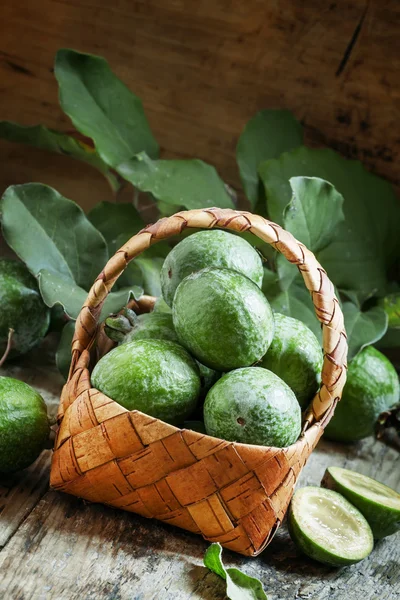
left=38, top=269, right=142, bottom=321
left=265, top=281, right=322, bottom=342
left=128, top=257, right=164, bottom=297
left=0, top=121, right=120, bottom=192
left=236, top=110, right=303, bottom=207
left=275, top=253, right=300, bottom=292
left=204, top=543, right=268, bottom=600
left=88, top=201, right=145, bottom=255
left=283, top=177, right=345, bottom=253
left=56, top=321, right=75, bottom=380
left=378, top=293, right=400, bottom=328
left=55, top=49, right=159, bottom=168
left=117, top=152, right=234, bottom=210
left=0, top=183, right=108, bottom=289
left=342, top=302, right=388, bottom=361
left=259, top=147, right=400, bottom=302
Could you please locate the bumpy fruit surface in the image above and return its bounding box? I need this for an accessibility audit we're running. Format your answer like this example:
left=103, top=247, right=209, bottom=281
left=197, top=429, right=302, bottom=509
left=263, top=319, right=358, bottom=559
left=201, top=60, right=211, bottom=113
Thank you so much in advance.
left=173, top=268, right=274, bottom=371
left=161, top=230, right=263, bottom=306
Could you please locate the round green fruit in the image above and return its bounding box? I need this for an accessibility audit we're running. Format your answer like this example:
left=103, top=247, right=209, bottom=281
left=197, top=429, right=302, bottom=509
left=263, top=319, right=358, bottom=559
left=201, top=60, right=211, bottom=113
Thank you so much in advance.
left=173, top=268, right=274, bottom=371
left=124, top=312, right=179, bottom=344
left=0, top=377, right=50, bottom=473
left=91, top=339, right=201, bottom=425
left=288, top=486, right=374, bottom=567
left=260, top=313, right=323, bottom=409
left=161, top=230, right=263, bottom=306
left=325, top=346, right=399, bottom=443
left=0, top=259, right=50, bottom=359
left=203, top=367, right=301, bottom=447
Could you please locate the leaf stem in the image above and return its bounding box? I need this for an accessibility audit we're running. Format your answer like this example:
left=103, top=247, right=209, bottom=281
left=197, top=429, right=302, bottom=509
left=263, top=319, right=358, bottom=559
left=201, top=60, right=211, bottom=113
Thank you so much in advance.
left=0, top=328, right=14, bottom=367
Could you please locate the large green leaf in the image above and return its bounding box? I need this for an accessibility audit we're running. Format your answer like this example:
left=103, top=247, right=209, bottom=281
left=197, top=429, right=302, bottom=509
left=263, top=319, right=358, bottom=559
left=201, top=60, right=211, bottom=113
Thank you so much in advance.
left=56, top=321, right=75, bottom=380
left=259, top=147, right=400, bottom=301
left=236, top=110, right=303, bottom=207
left=38, top=269, right=143, bottom=321
left=88, top=201, right=145, bottom=255
left=0, top=122, right=120, bottom=191
left=117, top=153, right=234, bottom=210
left=204, top=543, right=268, bottom=600
left=0, top=184, right=108, bottom=289
left=55, top=49, right=159, bottom=168
left=342, top=302, right=388, bottom=361
left=283, top=177, right=345, bottom=253
left=378, top=293, right=400, bottom=328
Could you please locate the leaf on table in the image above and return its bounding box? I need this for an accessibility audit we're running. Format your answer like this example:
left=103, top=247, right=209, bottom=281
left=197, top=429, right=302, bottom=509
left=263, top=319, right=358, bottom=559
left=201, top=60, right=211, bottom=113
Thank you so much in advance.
left=117, top=152, right=234, bottom=210
left=236, top=110, right=303, bottom=207
left=259, top=147, right=400, bottom=302
left=0, top=121, right=121, bottom=192
left=88, top=201, right=145, bottom=255
left=56, top=321, right=75, bottom=380
left=55, top=49, right=159, bottom=168
left=204, top=543, right=268, bottom=600
left=342, top=302, right=388, bottom=361
left=38, top=269, right=143, bottom=321
left=378, top=293, right=400, bottom=329
left=283, top=177, right=345, bottom=253
left=265, top=280, right=322, bottom=342
left=0, top=183, right=108, bottom=289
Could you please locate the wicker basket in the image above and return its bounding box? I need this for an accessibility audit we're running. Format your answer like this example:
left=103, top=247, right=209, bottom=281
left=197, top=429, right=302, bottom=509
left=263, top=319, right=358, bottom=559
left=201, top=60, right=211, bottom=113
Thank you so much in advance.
left=50, top=208, right=347, bottom=557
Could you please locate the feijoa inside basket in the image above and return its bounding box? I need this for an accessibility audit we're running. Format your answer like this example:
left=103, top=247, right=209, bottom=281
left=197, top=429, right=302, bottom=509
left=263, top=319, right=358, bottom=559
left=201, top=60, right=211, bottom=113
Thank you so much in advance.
left=50, top=208, right=347, bottom=557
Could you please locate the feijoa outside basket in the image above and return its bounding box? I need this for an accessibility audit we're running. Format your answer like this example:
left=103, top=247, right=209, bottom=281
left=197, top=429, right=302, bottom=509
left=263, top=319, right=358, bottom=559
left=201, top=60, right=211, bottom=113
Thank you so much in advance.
left=50, top=208, right=347, bottom=557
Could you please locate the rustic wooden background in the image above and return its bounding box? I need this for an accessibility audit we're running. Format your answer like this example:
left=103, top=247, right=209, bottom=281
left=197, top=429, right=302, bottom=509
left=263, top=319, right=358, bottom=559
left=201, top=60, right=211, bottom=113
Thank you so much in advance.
left=1, top=0, right=399, bottom=212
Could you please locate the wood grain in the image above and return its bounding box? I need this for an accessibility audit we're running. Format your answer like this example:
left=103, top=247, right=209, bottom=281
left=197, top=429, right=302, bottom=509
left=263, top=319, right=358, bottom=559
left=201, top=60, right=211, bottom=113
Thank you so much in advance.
left=0, top=0, right=399, bottom=212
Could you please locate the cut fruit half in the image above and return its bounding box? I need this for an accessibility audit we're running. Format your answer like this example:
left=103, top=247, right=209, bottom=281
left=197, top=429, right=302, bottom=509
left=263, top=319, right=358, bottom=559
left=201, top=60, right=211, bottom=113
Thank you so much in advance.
left=288, top=486, right=373, bottom=567
left=322, top=466, right=400, bottom=539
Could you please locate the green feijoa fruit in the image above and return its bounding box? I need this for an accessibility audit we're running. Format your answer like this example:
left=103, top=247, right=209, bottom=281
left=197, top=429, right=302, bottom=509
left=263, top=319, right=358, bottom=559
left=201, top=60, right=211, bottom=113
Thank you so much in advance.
left=123, top=312, right=179, bottom=344
left=91, top=339, right=200, bottom=425
left=260, top=313, right=323, bottom=409
left=288, top=486, right=374, bottom=567
left=325, top=347, right=399, bottom=443
left=173, top=268, right=274, bottom=371
left=322, top=466, right=400, bottom=539
left=0, top=377, right=50, bottom=473
left=203, top=367, right=301, bottom=447
left=0, top=259, right=50, bottom=359
left=161, top=230, right=263, bottom=306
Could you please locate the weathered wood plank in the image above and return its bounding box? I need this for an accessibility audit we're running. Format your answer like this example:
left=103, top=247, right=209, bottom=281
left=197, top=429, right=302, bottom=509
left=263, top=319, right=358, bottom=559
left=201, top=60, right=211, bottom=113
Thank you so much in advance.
left=0, top=338, right=63, bottom=548
left=0, top=0, right=399, bottom=211
left=0, top=435, right=398, bottom=599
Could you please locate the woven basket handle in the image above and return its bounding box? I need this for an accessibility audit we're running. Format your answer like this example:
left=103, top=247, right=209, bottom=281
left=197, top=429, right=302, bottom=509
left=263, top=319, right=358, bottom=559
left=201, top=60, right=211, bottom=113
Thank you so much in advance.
left=70, top=208, right=347, bottom=427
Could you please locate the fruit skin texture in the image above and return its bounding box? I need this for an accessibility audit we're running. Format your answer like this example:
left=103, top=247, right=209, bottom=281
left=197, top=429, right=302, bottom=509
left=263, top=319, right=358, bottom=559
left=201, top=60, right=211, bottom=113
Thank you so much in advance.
left=0, top=259, right=50, bottom=358
left=260, top=313, right=322, bottom=409
left=124, top=312, right=179, bottom=344
left=161, top=230, right=263, bottom=306
left=322, top=466, right=400, bottom=539
left=325, top=346, right=400, bottom=442
left=173, top=268, right=275, bottom=371
left=288, top=486, right=374, bottom=567
left=0, top=377, right=50, bottom=473
left=203, top=367, right=301, bottom=447
left=91, top=339, right=201, bottom=425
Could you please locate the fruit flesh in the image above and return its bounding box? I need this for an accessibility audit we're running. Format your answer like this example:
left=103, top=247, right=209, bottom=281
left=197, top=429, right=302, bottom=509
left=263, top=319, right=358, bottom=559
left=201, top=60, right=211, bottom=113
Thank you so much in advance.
left=173, top=268, right=275, bottom=371
left=322, top=466, right=400, bottom=539
left=260, top=313, right=322, bottom=409
left=161, top=229, right=263, bottom=306
left=91, top=339, right=201, bottom=425
left=324, top=346, right=400, bottom=442
left=0, top=376, right=50, bottom=473
left=288, top=487, right=374, bottom=566
left=203, top=367, right=301, bottom=447
left=0, top=259, right=50, bottom=359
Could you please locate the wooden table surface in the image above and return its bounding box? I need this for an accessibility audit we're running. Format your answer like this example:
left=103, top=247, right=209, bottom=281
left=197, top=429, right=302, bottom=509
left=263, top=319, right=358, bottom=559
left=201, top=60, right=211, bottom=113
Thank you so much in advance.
left=0, top=341, right=399, bottom=600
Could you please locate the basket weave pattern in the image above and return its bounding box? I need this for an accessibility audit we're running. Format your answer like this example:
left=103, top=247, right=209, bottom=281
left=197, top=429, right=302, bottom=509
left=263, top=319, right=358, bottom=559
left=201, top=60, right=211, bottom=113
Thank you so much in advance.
left=50, top=208, right=347, bottom=556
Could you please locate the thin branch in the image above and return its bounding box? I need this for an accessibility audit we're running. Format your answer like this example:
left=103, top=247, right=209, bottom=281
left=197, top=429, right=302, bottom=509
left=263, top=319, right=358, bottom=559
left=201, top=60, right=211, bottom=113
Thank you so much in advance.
left=0, top=328, right=14, bottom=368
